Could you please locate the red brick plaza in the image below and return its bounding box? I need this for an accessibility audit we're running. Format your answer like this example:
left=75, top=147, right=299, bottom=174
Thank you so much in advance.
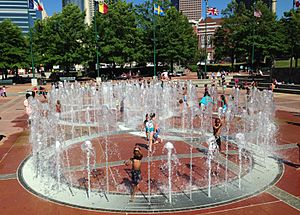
left=0, top=80, right=299, bottom=215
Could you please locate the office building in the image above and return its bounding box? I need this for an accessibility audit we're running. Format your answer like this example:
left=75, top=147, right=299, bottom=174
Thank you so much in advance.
left=0, top=0, right=41, bottom=34
left=62, top=0, right=94, bottom=25
left=179, top=0, right=202, bottom=21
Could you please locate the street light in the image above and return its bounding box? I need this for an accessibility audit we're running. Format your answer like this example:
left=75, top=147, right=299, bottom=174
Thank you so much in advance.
left=27, top=4, right=36, bottom=84
left=204, top=0, right=208, bottom=75
left=94, top=0, right=100, bottom=79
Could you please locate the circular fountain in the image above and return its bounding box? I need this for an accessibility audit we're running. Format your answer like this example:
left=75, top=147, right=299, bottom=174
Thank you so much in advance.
left=18, top=80, right=283, bottom=212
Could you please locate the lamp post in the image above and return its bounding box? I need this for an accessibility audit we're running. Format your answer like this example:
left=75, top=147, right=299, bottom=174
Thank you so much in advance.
left=251, top=1, right=257, bottom=73
left=204, top=0, right=208, bottom=75
left=94, top=0, right=100, bottom=78
left=153, top=5, right=157, bottom=78
left=27, top=1, right=36, bottom=85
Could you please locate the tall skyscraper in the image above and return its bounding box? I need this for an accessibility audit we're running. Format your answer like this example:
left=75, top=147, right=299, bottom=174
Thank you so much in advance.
left=237, top=0, right=277, bottom=13
left=0, top=0, right=41, bottom=34
left=62, top=0, right=94, bottom=25
left=179, top=0, right=202, bottom=21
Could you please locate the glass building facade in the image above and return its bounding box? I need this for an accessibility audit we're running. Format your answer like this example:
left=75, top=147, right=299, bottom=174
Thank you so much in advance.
left=0, top=0, right=41, bottom=34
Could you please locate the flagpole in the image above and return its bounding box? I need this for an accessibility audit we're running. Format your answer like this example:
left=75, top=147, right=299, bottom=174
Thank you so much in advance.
left=204, top=0, right=208, bottom=75
left=153, top=7, right=157, bottom=78
left=251, top=1, right=256, bottom=72
left=94, top=0, right=100, bottom=78
left=27, top=0, right=35, bottom=80
left=293, top=0, right=295, bottom=10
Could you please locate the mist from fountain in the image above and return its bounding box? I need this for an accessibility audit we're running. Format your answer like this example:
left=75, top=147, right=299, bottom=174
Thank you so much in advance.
left=26, top=79, right=278, bottom=207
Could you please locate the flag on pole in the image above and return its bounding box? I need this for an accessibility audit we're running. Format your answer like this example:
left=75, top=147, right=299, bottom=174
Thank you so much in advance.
left=37, top=1, right=43, bottom=11
left=154, top=4, right=165, bottom=16
left=207, top=7, right=219, bottom=16
left=99, top=3, right=108, bottom=14
left=254, top=9, right=262, bottom=18
left=29, top=0, right=43, bottom=11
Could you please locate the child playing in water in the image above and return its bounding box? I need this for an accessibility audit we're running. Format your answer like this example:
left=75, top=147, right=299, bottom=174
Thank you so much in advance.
left=145, top=114, right=155, bottom=152
left=143, top=113, right=149, bottom=140
left=151, top=113, right=162, bottom=145
left=124, top=145, right=143, bottom=202
left=213, top=118, right=222, bottom=151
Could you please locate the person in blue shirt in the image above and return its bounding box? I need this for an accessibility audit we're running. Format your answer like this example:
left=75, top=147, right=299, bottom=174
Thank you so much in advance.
left=199, top=91, right=213, bottom=110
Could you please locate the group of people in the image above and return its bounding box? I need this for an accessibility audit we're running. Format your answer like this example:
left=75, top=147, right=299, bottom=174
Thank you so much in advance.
left=199, top=87, right=228, bottom=116
left=21, top=78, right=226, bottom=203
left=123, top=112, right=164, bottom=202
left=143, top=113, right=162, bottom=153
left=211, top=70, right=227, bottom=87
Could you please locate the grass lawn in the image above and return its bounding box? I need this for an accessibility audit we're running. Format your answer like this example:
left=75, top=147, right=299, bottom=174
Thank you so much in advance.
left=275, top=59, right=299, bottom=68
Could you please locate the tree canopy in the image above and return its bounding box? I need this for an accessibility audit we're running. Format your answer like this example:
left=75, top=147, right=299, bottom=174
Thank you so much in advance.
left=214, top=0, right=288, bottom=69
left=32, top=4, right=87, bottom=71
left=1, top=0, right=298, bottom=77
left=0, top=19, right=28, bottom=78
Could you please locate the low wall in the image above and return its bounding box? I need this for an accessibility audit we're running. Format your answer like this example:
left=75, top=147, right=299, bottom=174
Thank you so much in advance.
left=271, top=68, right=300, bottom=84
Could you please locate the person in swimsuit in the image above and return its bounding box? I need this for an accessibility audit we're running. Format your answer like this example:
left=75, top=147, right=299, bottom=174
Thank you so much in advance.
left=213, top=118, right=222, bottom=151
left=143, top=113, right=149, bottom=140
left=145, top=114, right=155, bottom=152
left=220, top=94, right=227, bottom=114
left=124, top=145, right=143, bottom=202
left=150, top=113, right=162, bottom=145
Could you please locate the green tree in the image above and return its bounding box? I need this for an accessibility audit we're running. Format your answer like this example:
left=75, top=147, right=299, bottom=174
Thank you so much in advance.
left=281, top=9, right=300, bottom=68
left=156, top=6, right=198, bottom=72
left=92, top=0, right=140, bottom=67
left=135, top=1, right=199, bottom=72
left=0, top=20, right=28, bottom=79
left=214, top=2, right=248, bottom=68
left=32, top=4, right=87, bottom=72
left=247, top=1, right=286, bottom=68
left=214, top=0, right=285, bottom=69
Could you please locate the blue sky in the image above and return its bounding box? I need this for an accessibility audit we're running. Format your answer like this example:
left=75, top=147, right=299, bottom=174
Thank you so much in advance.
left=43, top=0, right=292, bottom=18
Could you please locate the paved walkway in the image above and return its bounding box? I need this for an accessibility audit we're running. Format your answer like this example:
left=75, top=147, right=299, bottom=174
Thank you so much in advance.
left=0, top=82, right=299, bottom=215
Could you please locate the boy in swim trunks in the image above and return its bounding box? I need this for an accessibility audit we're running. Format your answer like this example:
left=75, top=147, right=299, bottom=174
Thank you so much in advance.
left=124, top=145, right=143, bottom=202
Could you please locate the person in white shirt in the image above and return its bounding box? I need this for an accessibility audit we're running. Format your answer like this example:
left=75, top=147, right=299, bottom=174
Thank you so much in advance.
left=23, top=93, right=32, bottom=124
